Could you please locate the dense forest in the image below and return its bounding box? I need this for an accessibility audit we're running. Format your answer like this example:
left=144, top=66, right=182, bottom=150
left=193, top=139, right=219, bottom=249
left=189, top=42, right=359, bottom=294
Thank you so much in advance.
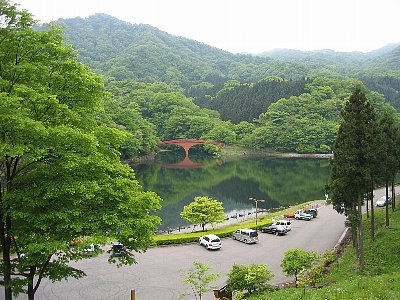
left=41, top=13, right=400, bottom=155
left=189, top=77, right=311, bottom=123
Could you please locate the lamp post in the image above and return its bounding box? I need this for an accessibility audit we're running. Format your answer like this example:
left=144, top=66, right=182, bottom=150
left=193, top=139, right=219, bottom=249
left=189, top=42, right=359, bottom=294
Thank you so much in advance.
left=249, top=198, right=265, bottom=227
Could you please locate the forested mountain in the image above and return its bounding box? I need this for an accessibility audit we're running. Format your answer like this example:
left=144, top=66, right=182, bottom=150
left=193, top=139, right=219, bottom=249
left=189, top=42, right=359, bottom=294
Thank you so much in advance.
left=41, top=13, right=400, bottom=156
left=365, top=45, right=400, bottom=71
left=52, top=14, right=306, bottom=87
left=50, top=14, right=400, bottom=110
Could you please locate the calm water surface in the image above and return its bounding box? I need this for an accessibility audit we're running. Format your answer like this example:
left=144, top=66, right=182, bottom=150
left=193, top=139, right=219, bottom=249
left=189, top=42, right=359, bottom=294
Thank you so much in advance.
left=131, top=151, right=331, bottom=231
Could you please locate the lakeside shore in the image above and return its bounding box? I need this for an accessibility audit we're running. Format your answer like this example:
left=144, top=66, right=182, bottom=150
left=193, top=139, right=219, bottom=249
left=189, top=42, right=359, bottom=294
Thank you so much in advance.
left=221, top=145, right=333, bottom=159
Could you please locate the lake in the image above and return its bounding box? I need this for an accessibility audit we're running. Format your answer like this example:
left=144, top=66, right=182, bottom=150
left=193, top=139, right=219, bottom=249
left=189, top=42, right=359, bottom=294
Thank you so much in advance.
left=131, top=151, right=331, bottom=231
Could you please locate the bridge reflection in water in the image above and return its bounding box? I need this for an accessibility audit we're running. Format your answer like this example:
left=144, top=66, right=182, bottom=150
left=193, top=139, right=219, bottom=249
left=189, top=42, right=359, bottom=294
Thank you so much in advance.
left=157, top=139, right=223, bottom=169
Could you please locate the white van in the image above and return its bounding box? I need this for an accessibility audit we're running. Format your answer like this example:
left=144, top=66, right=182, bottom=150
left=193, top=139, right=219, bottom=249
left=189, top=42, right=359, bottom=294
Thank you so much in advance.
left=232, top=228, right=258, bottom=244
left=274, top=220, right=292, bottom=231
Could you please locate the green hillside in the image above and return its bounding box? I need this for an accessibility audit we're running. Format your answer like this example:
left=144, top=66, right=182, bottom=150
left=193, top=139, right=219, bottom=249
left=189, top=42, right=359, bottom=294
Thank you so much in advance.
left=53, top=13, right=306, bottom=87
left=50, top=14, right=400, bottom=111
left=249, top=206, right=400, bottom=299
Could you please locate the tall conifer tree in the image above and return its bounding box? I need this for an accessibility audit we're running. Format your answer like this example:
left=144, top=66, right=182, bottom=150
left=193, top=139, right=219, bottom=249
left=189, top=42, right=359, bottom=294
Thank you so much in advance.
left=328, top=87, right=379, bottom=271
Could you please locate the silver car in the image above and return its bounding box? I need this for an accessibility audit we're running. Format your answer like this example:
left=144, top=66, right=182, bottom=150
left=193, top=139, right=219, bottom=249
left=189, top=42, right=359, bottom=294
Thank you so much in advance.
left=232, top=228, right=258, bottom=244
left=376, top=196, right=391, bottom=207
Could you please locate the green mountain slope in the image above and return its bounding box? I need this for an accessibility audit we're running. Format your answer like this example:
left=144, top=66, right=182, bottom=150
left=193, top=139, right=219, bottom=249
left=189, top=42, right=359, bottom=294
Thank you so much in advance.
left=50, top=14, right=400, bottom=110
left=52, top=13, right=313, bottom=87
left=365, top=45, right=400, bottom=71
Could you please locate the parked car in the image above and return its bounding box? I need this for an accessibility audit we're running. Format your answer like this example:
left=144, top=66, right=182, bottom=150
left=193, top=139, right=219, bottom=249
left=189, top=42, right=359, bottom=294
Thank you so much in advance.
left=232, top=228, right=258, bottom=244
left=83, top=243, right=100, bottom=256
left=304, top=208, right=318, bottom=218
left=111, top=241, right=127, bottom=256
left=198, top=234, right=222, bottom=250
left=294, top=209, right=312, bottom=221
left=376, top=196, right=392, bottom=207
left=261, top=224, right=288, bottom=235
left=274, top=220, right=292, bottom=231
left=283, top=211, right=296, bottom=218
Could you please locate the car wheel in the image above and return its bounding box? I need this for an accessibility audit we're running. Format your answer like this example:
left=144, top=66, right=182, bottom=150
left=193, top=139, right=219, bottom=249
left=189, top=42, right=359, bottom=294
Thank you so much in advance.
left=275, top=231, right=279, bottom=236
left=244, top=239, right=247, bottom=243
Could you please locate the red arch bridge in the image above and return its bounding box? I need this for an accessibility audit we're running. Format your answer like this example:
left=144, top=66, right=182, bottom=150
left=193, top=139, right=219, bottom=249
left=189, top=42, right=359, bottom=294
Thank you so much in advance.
left=157, top=139, right=224, bottom=168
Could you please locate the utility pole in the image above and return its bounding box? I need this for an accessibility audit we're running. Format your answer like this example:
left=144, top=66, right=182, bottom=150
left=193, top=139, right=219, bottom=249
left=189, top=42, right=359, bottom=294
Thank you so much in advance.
left=249, top=198, right=265, bottom=227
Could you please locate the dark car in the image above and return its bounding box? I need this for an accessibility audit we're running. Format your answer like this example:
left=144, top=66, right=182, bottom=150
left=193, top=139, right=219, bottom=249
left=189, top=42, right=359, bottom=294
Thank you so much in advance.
left=261, top=224, right=287, bottom=236
left=304, top=208, right=318, bottom=218
left=111, top=241, right=127, bottom=256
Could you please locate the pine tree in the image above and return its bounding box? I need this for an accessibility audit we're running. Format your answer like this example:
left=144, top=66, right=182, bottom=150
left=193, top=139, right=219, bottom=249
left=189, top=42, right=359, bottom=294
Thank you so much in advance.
left=328, top=87, right=379, bottom=271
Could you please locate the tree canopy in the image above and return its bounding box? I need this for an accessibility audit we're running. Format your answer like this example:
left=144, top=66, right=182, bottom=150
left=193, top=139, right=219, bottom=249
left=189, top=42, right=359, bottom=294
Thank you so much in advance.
left=281, top=249, right=317, bottom=286
left=180, top=196, right=225, bottom=231
left=0, top=2, right=161, bottom=299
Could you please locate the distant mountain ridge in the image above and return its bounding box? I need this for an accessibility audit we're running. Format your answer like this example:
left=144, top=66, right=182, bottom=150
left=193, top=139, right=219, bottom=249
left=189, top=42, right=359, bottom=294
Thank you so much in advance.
left=53, top=13, right=282, bottom=87
left=47, top=13, right=400, bottom=109
left=51, top=13, right=400, bottom=80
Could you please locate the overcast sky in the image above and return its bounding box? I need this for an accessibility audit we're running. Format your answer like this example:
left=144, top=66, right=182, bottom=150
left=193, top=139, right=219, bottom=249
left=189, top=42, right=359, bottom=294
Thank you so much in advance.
left=13, top=0, right=400, bottom=54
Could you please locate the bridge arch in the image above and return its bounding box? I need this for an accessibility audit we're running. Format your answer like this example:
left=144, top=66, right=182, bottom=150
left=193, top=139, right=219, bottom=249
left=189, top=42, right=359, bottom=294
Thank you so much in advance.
left=158, top=139, right=223, bottom=156
left=157, top=139, right=224, bottom=168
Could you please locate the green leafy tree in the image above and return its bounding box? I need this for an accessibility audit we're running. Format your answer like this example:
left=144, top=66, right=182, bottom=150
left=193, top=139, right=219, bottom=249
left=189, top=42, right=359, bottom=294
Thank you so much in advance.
left=180, top=261, right=220, bottom=300
left=377, top=111, right=400, bottom=227
left=280, top=249, right=317, bottom=287
left=0, top=3, right=161, bottom=299
left=180, top=196, right=225, bottom=231
left=202, top=123, right=237, bottom=145
left=227, top=263, right=274, bottom=295
left=100, top=85, right=159, bottom=159
left=327, top=87, right=380, bottom=271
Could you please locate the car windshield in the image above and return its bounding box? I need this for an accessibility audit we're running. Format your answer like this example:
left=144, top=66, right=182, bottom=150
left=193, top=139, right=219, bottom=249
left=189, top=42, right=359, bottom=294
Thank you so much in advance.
left=250, top=231, right=258, bottom=238
left=211, top=238, right=220, bottom=242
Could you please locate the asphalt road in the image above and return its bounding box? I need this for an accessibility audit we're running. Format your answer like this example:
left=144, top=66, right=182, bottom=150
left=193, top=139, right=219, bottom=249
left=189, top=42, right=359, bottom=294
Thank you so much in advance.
left=18, top=203, right=347, bottom=300
left=8, top=186, right=397, bottom=300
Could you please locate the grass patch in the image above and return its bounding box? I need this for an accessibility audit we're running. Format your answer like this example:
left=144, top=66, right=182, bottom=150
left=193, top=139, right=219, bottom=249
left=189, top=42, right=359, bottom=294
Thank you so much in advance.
left=248, top=206, right=400, bottom=299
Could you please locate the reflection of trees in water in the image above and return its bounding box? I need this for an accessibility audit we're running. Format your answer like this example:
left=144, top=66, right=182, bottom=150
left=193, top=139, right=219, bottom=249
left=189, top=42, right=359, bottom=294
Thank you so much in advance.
left=132, top=154, right=331, bottom=230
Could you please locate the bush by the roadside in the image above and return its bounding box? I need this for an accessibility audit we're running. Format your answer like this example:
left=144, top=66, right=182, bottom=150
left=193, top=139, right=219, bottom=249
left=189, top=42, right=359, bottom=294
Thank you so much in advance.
left=154, top=219, right=273, bottom=246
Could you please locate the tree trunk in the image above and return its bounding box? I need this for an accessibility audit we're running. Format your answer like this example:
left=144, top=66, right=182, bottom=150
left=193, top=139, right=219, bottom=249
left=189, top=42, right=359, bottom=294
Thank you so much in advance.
left=358, top=193, right=364, bottom=272
left=28, top=280, right=35, bottom=300
left=0, top=218, right=12, bottom=300
left=385, top=182, right=389, bottom=227
left=352, top=224, right=358, bottom=257
left=392, top=179, right=395, bottom=212
left=365, top=192, right=369, bottom=218
left=0, top=187, right=12, bottom=300
left=370, top=188, right=375, bottom=242
left=351, top=203, right=359, bottom=257
left=27, top=266, right=37, bottom=300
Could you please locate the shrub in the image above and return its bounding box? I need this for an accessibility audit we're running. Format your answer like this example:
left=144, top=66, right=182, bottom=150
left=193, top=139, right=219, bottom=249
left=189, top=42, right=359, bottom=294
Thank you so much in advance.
left=321, top=250, right=336, bottom=267
left=227, top=263, right=274, bottom=294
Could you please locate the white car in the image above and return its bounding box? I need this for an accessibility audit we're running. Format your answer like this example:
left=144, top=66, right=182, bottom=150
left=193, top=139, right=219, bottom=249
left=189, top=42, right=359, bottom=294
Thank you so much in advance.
left=376, top=196, right=391, bottom=207
left=198, top=234, right=222, bottom=250
left=274, top=220, right=292, bottom=231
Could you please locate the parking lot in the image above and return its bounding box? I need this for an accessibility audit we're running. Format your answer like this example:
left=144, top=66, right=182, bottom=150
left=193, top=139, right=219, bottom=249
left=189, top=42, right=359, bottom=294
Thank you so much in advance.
left=19, top=203, right=346, bottom=300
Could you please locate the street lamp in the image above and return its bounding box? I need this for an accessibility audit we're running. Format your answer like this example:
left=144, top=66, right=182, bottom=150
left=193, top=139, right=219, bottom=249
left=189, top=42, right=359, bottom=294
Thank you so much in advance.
left=249, top=197, right=265, bottom=227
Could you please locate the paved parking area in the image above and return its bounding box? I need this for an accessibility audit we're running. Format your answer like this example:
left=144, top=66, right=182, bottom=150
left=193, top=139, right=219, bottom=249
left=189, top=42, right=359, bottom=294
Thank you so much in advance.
left=11, top=203, right=347, bottom=300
